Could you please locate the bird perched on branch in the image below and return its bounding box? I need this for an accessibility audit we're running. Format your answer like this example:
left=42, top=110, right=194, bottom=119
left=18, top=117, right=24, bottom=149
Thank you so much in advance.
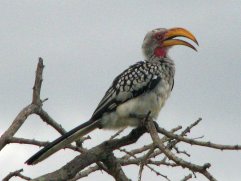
left=26, top=27, right=198, bottom=165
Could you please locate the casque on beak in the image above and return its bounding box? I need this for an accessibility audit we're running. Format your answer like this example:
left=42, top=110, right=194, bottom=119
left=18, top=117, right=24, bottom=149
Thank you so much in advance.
left=162, top=27, right=199, bottom=51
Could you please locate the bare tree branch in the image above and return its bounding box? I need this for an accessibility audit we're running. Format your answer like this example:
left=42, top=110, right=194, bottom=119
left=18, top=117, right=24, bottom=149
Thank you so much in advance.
left=31, top=126, right=147, bottom=181
left=109, top=128, right=126, bottom=140
left=35, top=108, right=67, bottom=135
left=145, top=118, right=217, bottom=181
left=8, top=137, right=85, bottom=153
left=69, top=165, right=100, bottom=181
left=156, top=124, right=241, bottom=151
left=2, top=59, right=241, bottom=181
left=180, top=174, right=192, bottom=181
left=102, top=152, right=130, bottom=181
left=32, top=57, right=44, bottom=105
left=0, top=104, right=38, bottom=151
left=0, top=58, right=45, bottom=151
left=2, top=169, right=31, bottom=181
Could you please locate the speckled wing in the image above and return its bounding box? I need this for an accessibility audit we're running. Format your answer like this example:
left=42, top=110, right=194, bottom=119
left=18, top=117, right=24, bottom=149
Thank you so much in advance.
left=91, top=61, right=161, bottom=120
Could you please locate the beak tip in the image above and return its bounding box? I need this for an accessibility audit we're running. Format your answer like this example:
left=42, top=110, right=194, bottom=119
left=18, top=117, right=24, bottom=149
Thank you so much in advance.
left=195, top=40, right=199, bottom=46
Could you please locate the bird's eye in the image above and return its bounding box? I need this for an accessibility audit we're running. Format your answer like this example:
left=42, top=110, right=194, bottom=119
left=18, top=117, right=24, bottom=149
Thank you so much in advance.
left=155, top=34, right=162, bottom=40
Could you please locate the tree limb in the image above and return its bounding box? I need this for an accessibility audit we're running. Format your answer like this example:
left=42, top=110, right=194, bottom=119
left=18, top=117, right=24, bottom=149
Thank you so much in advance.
left=2, top=59, right=241, bottom=181
left=31, top=126, right=146, bottom=181
left=156, top=124, right=241, bottom=151
left=145, top=118, right=217, bottom=181
left=2, top=169, right=31, bottom=181
left=102, top=152, right=130, bottom=181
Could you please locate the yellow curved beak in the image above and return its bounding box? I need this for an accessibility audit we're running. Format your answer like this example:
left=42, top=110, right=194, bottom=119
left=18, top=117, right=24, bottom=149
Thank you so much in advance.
left=162, top=27, right=199, bottom=51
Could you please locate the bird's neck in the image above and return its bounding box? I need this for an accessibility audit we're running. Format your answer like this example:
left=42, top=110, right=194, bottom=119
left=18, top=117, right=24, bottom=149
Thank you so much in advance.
left=147, top=54, right=173, bottom=63
left=142, top=46, right=174, bottom=65
left=154, top=47, right=168, bottom=58
left=146, top=56, right=175, bottom=71
left=143, top=46, right=170, bottom=60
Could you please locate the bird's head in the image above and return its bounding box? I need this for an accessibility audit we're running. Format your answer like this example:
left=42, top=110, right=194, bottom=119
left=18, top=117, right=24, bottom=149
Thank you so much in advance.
left=142, top=27, right=198, bottom=60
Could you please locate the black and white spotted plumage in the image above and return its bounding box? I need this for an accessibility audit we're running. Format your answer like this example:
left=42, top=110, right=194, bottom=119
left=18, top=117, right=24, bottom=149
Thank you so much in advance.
left=91, top=61, right=163, bottom=121
left=91, top=58, right=175, bottom=129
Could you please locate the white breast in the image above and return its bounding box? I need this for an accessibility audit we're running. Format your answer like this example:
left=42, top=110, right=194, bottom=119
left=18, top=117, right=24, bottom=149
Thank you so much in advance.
left=101, top=80, right=172, bottom=129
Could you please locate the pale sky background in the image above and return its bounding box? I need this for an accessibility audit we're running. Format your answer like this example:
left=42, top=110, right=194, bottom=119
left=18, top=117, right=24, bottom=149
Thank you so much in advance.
left=0, top=1, right=241, bottom=181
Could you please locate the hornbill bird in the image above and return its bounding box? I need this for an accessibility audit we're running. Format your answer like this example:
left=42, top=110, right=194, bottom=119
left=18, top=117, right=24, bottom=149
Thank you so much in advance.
left=26, top=27, right=198, bottom=165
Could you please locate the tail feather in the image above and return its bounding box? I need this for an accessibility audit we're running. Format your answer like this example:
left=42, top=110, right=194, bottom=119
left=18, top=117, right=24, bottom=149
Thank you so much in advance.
left=25, top=119, right=99, bottom=165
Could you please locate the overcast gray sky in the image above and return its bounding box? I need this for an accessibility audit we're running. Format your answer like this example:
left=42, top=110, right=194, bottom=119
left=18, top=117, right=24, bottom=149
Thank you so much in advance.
left=0, top=1, right=241, bottom=181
